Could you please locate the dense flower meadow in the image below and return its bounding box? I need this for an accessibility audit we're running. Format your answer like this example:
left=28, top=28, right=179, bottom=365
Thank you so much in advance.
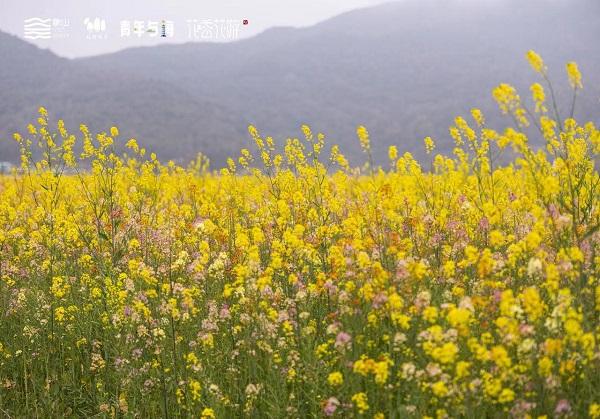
left=0, top=52, right=599, bottom=418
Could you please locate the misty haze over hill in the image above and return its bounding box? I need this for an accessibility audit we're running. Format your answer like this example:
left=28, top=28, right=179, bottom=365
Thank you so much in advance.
left=1, top=0, right=599, bottom=166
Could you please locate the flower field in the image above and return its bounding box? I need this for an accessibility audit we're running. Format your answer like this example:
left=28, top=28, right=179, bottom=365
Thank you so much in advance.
left=0, top=52, right=599, bottom=417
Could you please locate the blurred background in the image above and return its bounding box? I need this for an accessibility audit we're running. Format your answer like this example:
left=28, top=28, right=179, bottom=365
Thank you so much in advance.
left=0, top=0, right=599, bottom=166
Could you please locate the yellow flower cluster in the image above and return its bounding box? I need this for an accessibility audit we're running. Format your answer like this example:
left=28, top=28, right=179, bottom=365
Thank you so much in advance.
left=0, top=52, right=598, bottom=417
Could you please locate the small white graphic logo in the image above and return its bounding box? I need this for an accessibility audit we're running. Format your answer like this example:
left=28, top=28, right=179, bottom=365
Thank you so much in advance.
left=84, top=17, right=106, bottom=33
left=23, top=17, right=70, bottom=39
left=23, top=17, right=52, bottom=39
left=84, top=17, right=107, bottom=39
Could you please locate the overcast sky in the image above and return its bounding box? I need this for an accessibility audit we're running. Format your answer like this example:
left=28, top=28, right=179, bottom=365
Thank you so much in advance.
left=0, top=0, right=391, bottom=58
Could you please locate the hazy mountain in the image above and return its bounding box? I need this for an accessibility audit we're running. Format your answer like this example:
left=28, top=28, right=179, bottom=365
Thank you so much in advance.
left=1, top=0, right=600, bottom=166
left=0, top=31, right=244, bottom=164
